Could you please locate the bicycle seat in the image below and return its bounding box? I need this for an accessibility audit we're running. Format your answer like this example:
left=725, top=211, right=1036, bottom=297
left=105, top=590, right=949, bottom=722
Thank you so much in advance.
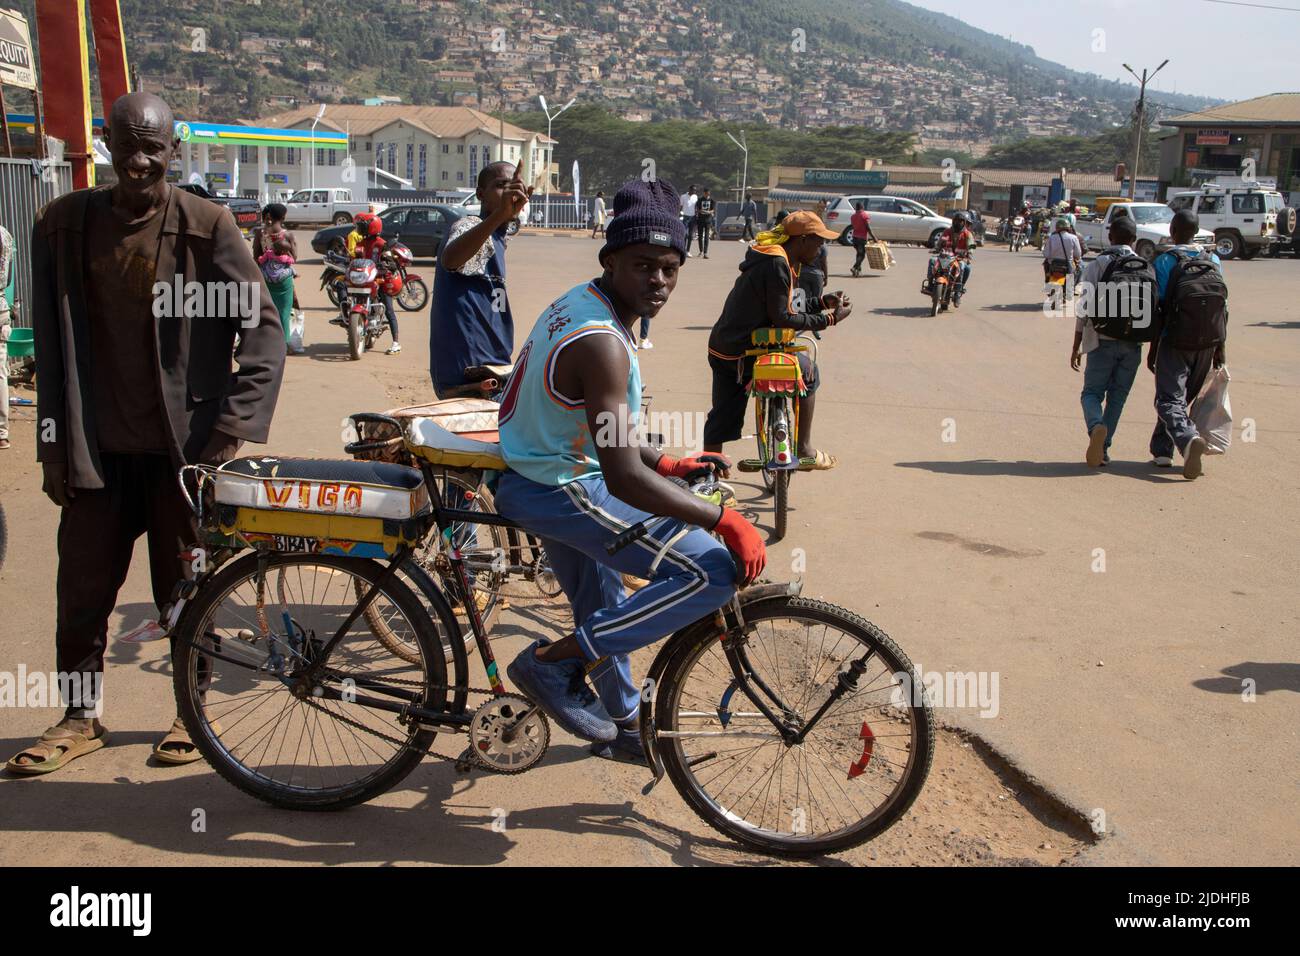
left=383, top=398, right=499, bottom=442
left=463, top=363, right=514, bottom=382
left=218, top=456, right=424, bottom=490
left=405, top=416, right=507, bottom=471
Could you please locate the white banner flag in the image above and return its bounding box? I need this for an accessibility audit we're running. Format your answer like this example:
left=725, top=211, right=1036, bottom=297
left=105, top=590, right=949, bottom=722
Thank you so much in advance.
left=573, top=161, right=581, bottom=215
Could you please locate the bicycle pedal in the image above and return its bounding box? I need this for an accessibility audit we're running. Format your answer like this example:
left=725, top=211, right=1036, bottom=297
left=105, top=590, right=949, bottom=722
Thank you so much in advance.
left=453, top=747, right=478, bottom=774
left=736, top=459, right=764, bottom=473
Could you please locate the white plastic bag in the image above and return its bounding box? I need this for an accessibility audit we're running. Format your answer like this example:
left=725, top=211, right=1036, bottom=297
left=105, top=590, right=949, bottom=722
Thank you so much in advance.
left=1191, top=364, right=1232, bottom=455
left=288, top=310, right=306, bottom=353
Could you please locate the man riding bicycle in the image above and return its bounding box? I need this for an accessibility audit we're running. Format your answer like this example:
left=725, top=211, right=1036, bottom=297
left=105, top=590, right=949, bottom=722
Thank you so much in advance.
left=494, top=179, right=766, bottom=762
left=702, top=211, right=851, bottom=471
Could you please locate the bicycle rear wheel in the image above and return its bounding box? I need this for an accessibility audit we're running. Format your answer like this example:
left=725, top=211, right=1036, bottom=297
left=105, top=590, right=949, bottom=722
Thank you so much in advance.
left=173, top=552, right=449, bottom=810
left=655, top=596, right=934, bottom=856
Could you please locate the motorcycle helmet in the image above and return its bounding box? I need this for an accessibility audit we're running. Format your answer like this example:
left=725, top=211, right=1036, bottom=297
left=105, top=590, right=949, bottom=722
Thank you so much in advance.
left=367, top=216, right=384, bottom=237
left=352, top=211, right=374, bottom=232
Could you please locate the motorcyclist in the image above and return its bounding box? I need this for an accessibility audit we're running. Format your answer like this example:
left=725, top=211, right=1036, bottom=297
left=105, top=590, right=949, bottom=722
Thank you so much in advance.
left=1042, top=216, right=1083, bottom=284
left=360, top=216, right=401, bottom=354
left=346, top=211, right=375, bottom=258
left=931, top=212, right=974, bottom=300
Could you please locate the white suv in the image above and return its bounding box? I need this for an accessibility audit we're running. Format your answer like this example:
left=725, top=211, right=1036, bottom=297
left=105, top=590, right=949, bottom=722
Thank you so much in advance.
left=1167, top=182, right=1292, bottom=260
left=825, top=195, right=952, bottom=247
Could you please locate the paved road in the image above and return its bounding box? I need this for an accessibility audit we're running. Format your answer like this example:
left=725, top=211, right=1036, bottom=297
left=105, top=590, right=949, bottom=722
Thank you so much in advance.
left=1, top=232, right=1296, bottom=865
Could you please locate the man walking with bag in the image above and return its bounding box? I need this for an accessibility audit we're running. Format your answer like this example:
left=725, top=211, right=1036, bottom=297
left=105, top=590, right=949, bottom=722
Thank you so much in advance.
left=1070, top=212, right=1155, bottom=466
left=1147, top=210, right=1227, bottom=480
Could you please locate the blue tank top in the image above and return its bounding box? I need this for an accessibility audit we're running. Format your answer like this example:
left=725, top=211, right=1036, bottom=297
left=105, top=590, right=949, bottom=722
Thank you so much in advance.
left=498, top=280, right=642, bottom=486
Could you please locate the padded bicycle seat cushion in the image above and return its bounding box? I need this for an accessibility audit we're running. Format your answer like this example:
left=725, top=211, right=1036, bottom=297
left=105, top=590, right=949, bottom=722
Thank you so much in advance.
left=383, top=398, right=499, bottom=441
left=218, top=456, right=424, bottom=490
left=405, top=417, right=506, bottom=470
left=464, top=363, right=514, bottom=381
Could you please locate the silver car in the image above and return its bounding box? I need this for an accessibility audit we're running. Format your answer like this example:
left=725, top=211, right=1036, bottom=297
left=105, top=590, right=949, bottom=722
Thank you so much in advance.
left=826, top=195, right=952, bottom=247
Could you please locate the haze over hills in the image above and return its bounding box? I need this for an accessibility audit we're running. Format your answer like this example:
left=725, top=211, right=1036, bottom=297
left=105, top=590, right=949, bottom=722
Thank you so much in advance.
left=10, top=0, right=1220, bottom=152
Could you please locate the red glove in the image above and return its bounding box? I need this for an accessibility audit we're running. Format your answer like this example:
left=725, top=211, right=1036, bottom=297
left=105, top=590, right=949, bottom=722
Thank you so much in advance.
left=713, top=507, right=766, bottom=586
left=655, top=452, right=732, bottom=480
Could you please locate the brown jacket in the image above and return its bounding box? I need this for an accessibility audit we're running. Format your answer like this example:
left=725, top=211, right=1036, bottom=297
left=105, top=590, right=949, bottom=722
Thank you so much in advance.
left=32, top=184, right=285, bottom=489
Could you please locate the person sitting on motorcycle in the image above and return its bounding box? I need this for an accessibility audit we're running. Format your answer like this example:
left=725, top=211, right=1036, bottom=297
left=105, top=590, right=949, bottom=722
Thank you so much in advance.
left=492, top=178, right=765, bottom=761
left=345, top=212, right=375, bottom=258
left=1042, top=216, right=1083, bottom=283
left=702, top=211, right=851, bottom=472
left=932, top=212, right=974, bottom=295
left=360, top=216, right=401, bottom=354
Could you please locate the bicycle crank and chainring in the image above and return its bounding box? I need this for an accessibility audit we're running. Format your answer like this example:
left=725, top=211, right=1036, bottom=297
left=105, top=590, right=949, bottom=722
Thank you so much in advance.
left=468, top=694, right=550, bottom=773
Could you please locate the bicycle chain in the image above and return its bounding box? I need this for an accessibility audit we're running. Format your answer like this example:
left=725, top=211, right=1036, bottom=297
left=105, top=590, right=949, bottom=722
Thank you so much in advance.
left=300, top=676, right=501, bottom=766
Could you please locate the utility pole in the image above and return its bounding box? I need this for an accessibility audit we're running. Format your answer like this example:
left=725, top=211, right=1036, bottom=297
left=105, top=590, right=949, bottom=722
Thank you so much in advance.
left=1122, top=59, right=1168, bottom=200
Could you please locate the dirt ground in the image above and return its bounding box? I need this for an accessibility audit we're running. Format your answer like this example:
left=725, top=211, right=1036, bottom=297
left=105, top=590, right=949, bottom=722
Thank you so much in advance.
left=1, top=229, right=1295, bottom=866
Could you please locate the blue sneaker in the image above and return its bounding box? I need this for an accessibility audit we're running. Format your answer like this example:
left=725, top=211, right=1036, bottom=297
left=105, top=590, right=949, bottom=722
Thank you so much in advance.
left=507, top=641, right=617, bottom=743
left=590, top=723, right=648, bottom=766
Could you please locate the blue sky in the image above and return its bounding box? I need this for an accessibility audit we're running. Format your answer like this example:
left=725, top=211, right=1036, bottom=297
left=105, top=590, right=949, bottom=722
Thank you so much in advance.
left=903, top=0, right=1298, bottom=102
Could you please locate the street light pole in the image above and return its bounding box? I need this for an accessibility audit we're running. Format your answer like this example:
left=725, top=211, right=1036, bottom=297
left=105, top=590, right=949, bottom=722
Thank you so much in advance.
left=726, top=129, right=748, bottom=201
left=538, top=94, right=575, bottom=228
left=1122, top=59, right=1168, bottom=200
left=309, top=103, right=325, bottom=193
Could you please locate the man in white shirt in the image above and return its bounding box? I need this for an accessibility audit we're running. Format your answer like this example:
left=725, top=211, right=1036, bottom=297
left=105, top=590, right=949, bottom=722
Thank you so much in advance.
left=1042, top=216, right=1082, bottom=282
left=590, top=190, right=606, bottom=238
left=679, top=185, right=699, bottom=258
left=1069, top=213, right=1143, bottom=467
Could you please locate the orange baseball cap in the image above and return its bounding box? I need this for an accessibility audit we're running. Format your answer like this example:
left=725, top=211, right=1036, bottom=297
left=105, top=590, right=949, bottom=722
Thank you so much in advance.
left=781, top=210, right=839, bottom=240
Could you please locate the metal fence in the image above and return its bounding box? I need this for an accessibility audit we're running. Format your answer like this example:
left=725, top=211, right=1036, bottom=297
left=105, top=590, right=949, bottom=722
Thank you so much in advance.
left=1, top=158, right=74, bottom=329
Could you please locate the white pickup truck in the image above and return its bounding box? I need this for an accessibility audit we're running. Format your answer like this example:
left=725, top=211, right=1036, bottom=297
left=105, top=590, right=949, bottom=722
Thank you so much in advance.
left=1074, top=202, right=1215, bottom=261
left=283, top=188, right=386, bottom=226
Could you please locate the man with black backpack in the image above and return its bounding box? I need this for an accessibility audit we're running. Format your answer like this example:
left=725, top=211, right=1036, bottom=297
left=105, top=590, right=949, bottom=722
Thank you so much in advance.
left=1147, top=210, right=1227, bottom=480
left=1071, top=211, right=1156, bottom=466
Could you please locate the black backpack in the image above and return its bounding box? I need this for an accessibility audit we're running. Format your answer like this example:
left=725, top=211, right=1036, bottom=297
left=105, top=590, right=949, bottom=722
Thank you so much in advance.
left=1091, top=252, right=1158, bottom=342
left=1162, top=250, right=1228, bottom=350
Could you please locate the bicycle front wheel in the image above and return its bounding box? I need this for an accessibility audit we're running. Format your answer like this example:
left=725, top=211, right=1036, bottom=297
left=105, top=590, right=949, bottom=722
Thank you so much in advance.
left=655, top=596, right=934, bottom=856
left=172, top=552, right=449, bottom=810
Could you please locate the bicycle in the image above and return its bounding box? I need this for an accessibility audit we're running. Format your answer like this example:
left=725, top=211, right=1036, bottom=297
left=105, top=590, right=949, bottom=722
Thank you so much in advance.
left=736, top=327, right=816, bottom=542
left=169, top=418, right=933, bottom=856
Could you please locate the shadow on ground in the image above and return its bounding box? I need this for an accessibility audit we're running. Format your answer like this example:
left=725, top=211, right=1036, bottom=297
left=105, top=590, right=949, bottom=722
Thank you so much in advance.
left=895, top=459, right=1181, bottom=484
left=0, top=747, right=813, bottom=867
left=1192, top=661, right=1300, bottom=696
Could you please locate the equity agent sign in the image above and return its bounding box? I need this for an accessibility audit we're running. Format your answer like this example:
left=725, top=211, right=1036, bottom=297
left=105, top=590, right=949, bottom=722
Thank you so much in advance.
left=0, top=8, right=36, bottom=90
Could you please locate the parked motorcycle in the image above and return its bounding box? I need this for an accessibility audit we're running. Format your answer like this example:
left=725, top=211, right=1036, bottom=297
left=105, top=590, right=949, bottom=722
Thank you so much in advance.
left=385, top=241, right=428, bottom=312
left=319, top=248, right=350, bottom=308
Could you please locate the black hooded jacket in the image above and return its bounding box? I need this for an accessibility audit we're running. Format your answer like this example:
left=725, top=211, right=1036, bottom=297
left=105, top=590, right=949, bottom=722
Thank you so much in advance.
left=707, top=244, right=832, bottom=359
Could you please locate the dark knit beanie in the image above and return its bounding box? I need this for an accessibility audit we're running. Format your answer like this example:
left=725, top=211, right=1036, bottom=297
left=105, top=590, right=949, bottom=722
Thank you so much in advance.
left=598, top=178, right=687, bottom=265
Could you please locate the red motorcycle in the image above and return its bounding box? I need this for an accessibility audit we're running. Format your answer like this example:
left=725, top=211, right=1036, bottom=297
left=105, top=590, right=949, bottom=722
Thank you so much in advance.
left=387, top=242, right=428, bottom=312
left=337, top=254, right=402, bottom=360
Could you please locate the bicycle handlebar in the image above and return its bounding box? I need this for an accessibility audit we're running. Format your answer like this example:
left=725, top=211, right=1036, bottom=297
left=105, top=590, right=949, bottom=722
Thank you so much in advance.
left=604, top=476, right=719, bottom=556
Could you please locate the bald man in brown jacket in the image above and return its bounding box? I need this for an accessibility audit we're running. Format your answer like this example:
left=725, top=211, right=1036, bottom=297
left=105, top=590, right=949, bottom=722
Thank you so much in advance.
left=7, top=92, right=285, bottom=775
